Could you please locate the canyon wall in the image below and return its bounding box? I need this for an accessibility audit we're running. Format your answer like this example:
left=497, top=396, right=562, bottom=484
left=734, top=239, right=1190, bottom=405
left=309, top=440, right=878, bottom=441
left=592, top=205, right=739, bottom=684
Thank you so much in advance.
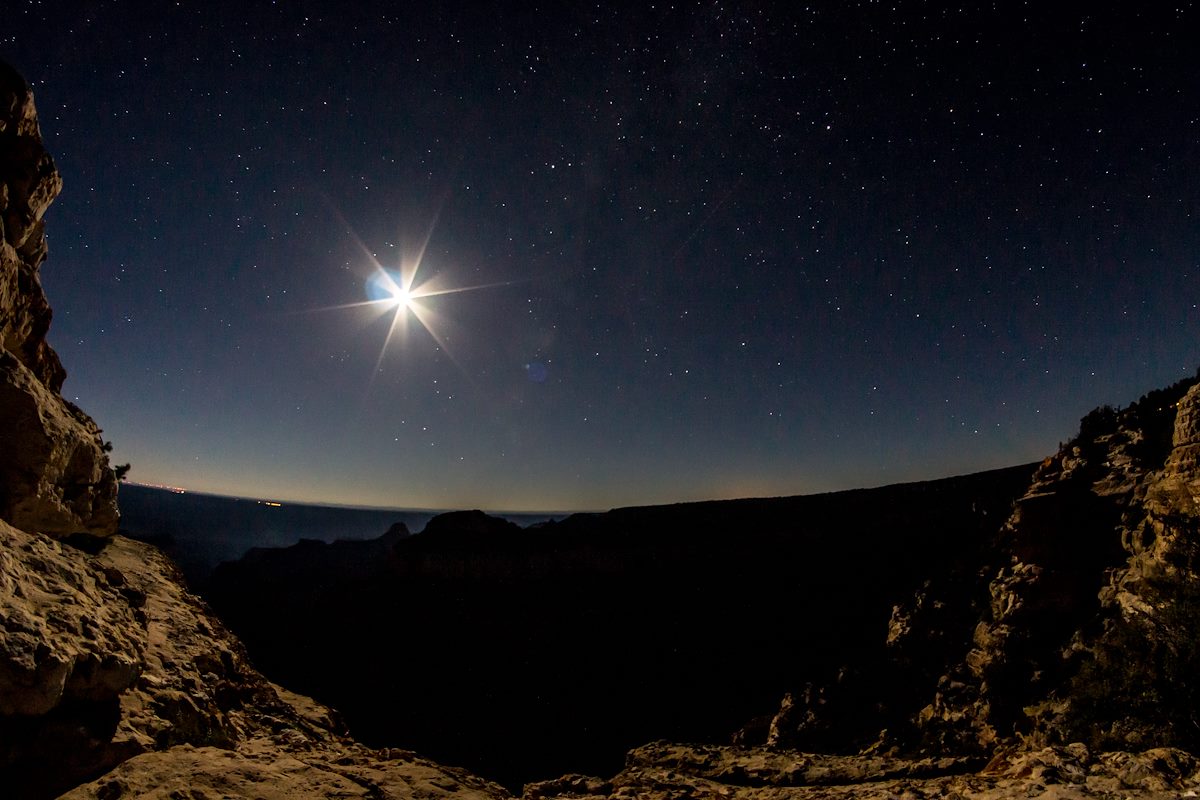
left=0, top=61, right=117, bottom=538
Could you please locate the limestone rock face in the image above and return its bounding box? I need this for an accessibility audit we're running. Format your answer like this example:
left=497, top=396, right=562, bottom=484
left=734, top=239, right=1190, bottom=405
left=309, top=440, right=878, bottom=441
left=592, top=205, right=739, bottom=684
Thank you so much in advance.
left=0, top=520, right=142, bottom=719
left=0, top=63, right=62, bottom=390
left=0, top=61, right=64, bottom=393
left=0, top=351, right=120, bottom=536
left=0, top=61, right=117, bottom=536
left=932, top=376, right=1200, bottom=753
left=1144, top=381, right=1200, bottom=521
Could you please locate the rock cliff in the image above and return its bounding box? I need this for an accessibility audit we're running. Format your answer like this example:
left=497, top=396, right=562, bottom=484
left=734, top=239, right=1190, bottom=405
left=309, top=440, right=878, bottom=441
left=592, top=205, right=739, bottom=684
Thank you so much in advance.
left=0, top=61, right=117, bottom=537
left=913, top=377, right=1200, bottom=755
left=0, top=61, right=509, bottom=799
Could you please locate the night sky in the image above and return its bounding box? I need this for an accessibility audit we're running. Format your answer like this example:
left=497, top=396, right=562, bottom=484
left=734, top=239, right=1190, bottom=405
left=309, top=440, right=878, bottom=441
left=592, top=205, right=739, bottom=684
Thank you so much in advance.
left=3, top=3, right=1197, bottom=512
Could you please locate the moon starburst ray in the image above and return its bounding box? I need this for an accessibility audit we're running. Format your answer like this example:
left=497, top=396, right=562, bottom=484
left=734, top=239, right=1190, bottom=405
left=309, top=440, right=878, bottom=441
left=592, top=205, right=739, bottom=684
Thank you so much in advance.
left=310, top=199, right=512, bottom=387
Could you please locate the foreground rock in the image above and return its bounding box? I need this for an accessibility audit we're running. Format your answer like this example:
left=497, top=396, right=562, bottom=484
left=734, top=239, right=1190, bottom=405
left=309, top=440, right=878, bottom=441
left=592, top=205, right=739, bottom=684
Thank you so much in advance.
left=0, top=61, right=117, bottom=536
left=62, top=741, right=508, bottom=800
left=0, top=520, right=141, bottom=721
left=525, top=742, right=1200, bottom=800
left=1, top=522, right=511, bottom=799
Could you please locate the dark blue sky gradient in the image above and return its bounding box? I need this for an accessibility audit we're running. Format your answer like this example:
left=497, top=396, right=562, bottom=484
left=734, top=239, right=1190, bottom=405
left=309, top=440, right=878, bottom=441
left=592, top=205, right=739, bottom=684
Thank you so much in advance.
left=3, top=2, right=1197, bottom=510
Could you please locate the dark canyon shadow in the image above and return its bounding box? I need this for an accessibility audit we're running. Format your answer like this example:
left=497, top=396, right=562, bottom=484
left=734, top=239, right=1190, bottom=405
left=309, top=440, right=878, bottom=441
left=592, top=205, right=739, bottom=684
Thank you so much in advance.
left=205, top=465, right=1034, bottom=789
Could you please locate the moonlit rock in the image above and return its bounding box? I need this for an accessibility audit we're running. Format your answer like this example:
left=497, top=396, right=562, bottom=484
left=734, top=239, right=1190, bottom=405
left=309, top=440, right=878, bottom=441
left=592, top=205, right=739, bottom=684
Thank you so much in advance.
left=0, top=60, right=118, bottom=536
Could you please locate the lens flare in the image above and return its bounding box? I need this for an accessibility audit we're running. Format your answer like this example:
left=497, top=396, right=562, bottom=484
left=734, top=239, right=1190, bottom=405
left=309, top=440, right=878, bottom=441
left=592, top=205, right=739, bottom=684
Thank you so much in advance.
left=304, top=202, right=517, bottom=385
left=366, top=269, right=412, bottom=308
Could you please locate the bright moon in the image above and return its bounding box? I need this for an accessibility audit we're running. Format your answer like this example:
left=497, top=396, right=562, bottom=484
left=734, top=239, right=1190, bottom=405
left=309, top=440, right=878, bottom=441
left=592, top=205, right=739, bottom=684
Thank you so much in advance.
left=390, top=285, right=411, bottom=309
left=364, top=268, right=421, bottom=314
left=312, top=213, right=514, bottom=380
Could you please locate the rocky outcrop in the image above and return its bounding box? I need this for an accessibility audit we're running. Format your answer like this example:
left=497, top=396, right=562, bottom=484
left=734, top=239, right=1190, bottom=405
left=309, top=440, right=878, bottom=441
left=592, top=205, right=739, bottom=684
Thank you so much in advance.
left=0, top=352, right=120, bottom=537
left=61, top=740, right=510, bottom=800
left=0, top=60, right=117, bottom=537
left=727, top=374, right=1200, bottom=761
left=0, top=62, right=62, bottom=389
left=524, top=742, right=1200, bottom=800
left=0, top=519, right=141, bottom=721
left=914, top=376, right=1200, bottom=754
left=0, top=521, right=512, bottom=799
